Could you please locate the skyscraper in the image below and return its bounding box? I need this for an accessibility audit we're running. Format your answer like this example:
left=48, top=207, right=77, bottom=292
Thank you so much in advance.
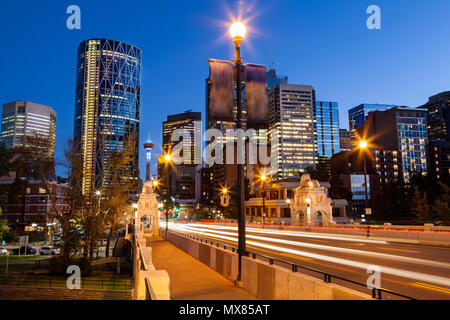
left=421, top=91, right=450, bottom=142
left=315, top=101, right=340, bottom=158
left=268, top=83, right=317, bottom=180
left=266, top=68, right=288, bottom=90
left=74, top=39, right=141, bottom=195
left=339, top=129, right=352, bottom=152
left=360, top=107, right=428, bottom=181
left=160, top=111, right=201, bottom=201
left=348, top=104, right=403, bottom=141
left=0, top=101, right=56, bottom=157
left=420, top=92, right=450, bottom=180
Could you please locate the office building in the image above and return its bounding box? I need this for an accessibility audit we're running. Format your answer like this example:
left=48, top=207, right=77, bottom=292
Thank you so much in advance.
left=420, top=91, right=450, bottom=142
left=73, top=39, right=141, bottom=195
left=427, top=141, right=450, bottom=180
left=266, top=68, right=288, bottom=90
left=315, top=101, right=340, bottom=158
left=339, top=129, right=352, bottom=152
left=0, top=101, right=56, bottom=156
left=360, top=107, right=428, bottom=181
left=348, top=104, right=403, bottom=143
left=160, top=111, right=201, bottom=201
left=268, top=83, right=317, bottom=180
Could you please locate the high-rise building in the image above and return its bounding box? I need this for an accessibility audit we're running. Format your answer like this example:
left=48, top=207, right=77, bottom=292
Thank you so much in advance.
left=420, top=91, right=450, bottom=142
left=315, top=101, right=340, bottom=158
left=427, top=141, right=450, bottom=180
left=339, top=129, right=352, bottom=152
left=74, top=39, right=141, bottom=195
left=266, top=68, right=288, bottom=90
left=160, top=111, right=201, bottom=201
left=360, top=107, right=428, bottom=181
left=268, top=84, right=317, bottom=180
left=0, top=101, right=56, bottom=156
left=348, top=104, right=403, bottom=142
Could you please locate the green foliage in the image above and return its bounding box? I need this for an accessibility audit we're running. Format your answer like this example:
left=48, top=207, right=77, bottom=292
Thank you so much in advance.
left=329, top=175, right=353, bottom=202
left=194, top=210, right=211, bottom=221
left=433, top=183, right=450, bottom=221
left=2, top=229, right=18, bottom=243
left=411, top=188, right=432, bottom=221
left=0, top=215, right=10, bottom=241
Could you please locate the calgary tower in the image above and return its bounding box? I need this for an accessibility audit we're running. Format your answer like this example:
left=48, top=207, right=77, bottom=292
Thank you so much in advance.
left=143, top=133, right=155, bottom=182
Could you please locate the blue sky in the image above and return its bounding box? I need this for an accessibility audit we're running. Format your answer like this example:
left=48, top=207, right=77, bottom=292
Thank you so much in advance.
left=1, top=0, right=449, bottom=179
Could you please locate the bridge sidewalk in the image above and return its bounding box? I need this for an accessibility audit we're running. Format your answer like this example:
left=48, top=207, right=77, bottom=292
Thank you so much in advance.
left=145, top=237, right=256, bottom=300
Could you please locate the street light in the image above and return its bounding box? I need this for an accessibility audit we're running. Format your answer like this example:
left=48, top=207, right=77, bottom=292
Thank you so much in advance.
left=230, top=20, right=247, bottom=282
left=164, top=154, right=172, bottom=234
left=359, top=140, right=370, bottom=217
left=260, top=174, right=269, bottom=229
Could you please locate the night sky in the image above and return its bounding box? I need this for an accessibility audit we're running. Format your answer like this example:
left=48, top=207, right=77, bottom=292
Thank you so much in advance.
left=1, top=0, right=449, bottom=179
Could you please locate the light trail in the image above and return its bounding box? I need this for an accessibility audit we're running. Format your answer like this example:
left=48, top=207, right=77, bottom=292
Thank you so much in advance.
left=173, top=224, right=450, bottom=269
left=168, top=223, right=450, bottom=288
left=186, top=223, right=389, bottom=244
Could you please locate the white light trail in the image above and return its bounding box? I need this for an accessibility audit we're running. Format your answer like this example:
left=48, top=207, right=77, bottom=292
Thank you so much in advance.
left=186, top=223, right=388, bottom=244
left=175, top=224, right=450, bottom=270
left=169, top=223, right=450, bottom=288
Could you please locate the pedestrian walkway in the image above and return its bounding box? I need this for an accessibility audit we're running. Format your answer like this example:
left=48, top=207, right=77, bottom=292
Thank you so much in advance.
left=146, top=237, right=256, bottom=300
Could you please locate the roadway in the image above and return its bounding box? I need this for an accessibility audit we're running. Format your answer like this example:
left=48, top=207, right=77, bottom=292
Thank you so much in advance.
left=168, top=222, right=450, bottom=300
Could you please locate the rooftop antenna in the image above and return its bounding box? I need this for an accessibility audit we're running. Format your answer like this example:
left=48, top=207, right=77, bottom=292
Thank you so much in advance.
left=263, top=34, right=274, bottom=70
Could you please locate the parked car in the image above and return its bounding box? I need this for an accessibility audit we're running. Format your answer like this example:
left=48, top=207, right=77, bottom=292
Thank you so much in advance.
left=12, top=246, right=37, bottom=255
left=39, top=246, right=60, bottom=255
left=97, top=239, right=108, bottom=246
left=0, top=247, right=8, bottom=255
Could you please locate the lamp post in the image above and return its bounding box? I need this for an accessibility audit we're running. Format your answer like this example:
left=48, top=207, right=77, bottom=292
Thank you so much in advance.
left=230, top=21, right=247, bottom=282
left=164, top=154, right=172, bottom=234
left=359, top=140, right=370, bottom=217
left=260, top=174, right=268, bottom=229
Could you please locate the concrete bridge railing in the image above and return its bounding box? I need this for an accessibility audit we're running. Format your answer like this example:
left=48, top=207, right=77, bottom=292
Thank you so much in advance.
left=134, top=229, right=170, bottom=300
left=161, top=229, right=372, bottom=300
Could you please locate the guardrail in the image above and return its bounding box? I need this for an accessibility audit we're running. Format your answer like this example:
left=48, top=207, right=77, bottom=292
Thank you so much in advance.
left=168, top=230, right=416, bottom=300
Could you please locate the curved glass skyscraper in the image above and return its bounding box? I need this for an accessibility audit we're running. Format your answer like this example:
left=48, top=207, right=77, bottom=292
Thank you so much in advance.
left=74, top=39, right=141, bottom=195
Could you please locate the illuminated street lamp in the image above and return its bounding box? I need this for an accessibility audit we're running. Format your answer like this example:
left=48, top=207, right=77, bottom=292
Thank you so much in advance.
left=230, top=20, right=247, bottom=282
left=260, top=174, right=269, bottom=229
left=164, top=154, right=172, bottom=233
left=359, top=140, right=370, bottom=217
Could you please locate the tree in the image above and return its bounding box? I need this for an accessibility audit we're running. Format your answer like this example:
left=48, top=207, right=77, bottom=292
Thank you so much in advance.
left=102, top=138, right=137, bottom=257
left=194, top=210, right=210, bottom=221
left=329, top=175, right=352, bottom=202
left=411, top=188, right=432, bottom=222
left=433, top=183, right=450, bottom=222
left=0, top=211, right=10, bottom=241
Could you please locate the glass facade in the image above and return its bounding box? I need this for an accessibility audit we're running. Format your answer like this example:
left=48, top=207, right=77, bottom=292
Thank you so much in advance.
left=268, top=84, right=317, bottom=180
left=315, top=101, right=340, bottom=158
left=0, top=101, right=56, bottom=157
left=396, top=108, right=428, bottom=181
left=74, top=39, right=141, bottom=195
left=348, top=104, right=401, bottom=133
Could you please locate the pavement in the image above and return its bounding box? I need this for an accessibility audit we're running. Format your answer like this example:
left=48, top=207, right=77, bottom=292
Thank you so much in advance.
left=145, top=237, right=256, bottom=300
